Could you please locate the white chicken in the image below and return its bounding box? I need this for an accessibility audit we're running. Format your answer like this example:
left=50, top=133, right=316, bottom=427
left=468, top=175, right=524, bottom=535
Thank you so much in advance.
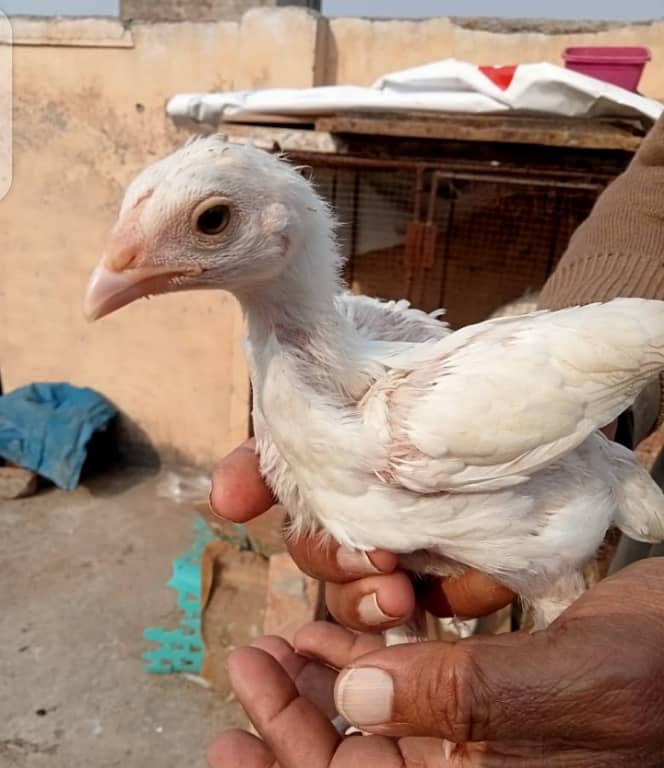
left=84, top=136, right=664, bottom=629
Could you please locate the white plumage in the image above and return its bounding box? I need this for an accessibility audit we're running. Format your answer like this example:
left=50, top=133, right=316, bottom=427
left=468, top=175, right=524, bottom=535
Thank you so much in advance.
left=85, top=137, right=664, bottom=629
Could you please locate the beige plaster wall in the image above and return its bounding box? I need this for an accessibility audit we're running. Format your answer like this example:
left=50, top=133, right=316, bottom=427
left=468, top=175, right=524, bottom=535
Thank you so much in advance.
left=326, top=17, right=664, bottom=99
left=0, top=9, right=322, bottom=467
left=2, top=9, right=662, bottom=466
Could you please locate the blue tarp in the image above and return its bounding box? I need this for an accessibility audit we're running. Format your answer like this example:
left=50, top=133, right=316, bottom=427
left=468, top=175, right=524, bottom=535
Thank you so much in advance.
left=0, top=383, right=117, bottom=491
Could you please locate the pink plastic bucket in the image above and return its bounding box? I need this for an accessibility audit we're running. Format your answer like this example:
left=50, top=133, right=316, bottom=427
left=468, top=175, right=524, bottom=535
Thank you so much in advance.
left=563, top=46, right=651, bottom=92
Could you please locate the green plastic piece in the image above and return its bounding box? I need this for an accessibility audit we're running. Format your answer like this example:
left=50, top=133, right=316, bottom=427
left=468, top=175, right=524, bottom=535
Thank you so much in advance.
left=142, top=516, right=216, bottom=674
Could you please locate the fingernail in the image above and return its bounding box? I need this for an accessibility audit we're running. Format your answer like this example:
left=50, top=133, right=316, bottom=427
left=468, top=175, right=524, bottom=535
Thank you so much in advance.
left=336, top=547, right=381, bottom=575
left=358, top=592, right=398, bottom=625
left=207, top=486, right=228, bottom=521
left=335, top=667, right=394, bottom=726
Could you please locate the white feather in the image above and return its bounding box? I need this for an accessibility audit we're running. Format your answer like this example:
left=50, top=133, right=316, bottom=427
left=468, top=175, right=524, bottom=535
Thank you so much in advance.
left=117, top=138, right=664, bottom=631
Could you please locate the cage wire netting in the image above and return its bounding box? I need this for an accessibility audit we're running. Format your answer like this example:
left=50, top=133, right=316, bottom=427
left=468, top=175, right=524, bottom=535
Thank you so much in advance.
left=308, top=162, right=601, bottom=328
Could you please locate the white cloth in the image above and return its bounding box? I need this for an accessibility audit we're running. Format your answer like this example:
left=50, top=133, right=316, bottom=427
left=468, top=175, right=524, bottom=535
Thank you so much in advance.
left=167, top=59, right=663, bottom=125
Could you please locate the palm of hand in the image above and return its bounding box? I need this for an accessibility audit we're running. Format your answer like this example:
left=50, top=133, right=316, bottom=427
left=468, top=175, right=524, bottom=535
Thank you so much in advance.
left=209, top=559, right=664, bottom=768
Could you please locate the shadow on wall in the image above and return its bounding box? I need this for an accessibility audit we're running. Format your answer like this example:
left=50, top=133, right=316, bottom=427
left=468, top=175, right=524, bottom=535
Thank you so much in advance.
left=317, top=16, right=338, bottom=85
left=82, top=413, right=161, bottom=498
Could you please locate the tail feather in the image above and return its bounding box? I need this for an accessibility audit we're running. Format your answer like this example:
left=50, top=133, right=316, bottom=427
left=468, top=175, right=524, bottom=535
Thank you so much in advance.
left=607, top=440, right=664, bottom=543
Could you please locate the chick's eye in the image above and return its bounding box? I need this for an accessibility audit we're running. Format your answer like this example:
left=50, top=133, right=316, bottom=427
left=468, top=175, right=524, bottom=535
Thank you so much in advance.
left=195, top=203, right=230, bottom=236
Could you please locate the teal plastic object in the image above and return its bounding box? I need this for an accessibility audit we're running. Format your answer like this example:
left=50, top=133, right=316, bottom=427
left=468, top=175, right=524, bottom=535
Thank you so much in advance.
left=143, top=516, right=216, bottom=674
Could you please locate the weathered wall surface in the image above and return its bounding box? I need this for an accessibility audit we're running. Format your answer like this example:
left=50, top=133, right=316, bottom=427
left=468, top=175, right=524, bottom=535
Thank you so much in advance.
left=120, top=0, right=320, bottom=23
left=2, top=8, right=662, bottom=465
left=325, top=16, right=664, bottom=99
left=0, top=9, right=322, bottom=466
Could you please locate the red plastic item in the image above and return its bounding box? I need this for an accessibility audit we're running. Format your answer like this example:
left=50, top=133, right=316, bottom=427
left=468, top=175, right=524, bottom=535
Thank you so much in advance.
left=479, top=65, right=517, bottom=91
left=563, top=46, right=651, bottom=92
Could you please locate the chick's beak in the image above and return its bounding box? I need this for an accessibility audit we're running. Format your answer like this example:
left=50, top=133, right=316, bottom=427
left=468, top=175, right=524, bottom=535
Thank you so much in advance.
left=84, top=222, right=201, bottom=322
left=84, top=263, right=163, bottom=321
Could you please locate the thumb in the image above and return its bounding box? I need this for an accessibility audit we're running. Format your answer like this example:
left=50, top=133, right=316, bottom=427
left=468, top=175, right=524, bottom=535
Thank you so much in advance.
left=333, top=631, right=565, bottom=743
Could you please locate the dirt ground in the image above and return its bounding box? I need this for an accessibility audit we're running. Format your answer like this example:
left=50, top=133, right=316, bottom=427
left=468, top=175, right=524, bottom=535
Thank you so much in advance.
left=0, top=465, right=247, bottom=768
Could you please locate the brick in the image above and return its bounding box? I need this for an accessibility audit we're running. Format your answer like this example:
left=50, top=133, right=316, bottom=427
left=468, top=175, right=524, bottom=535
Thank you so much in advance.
left=263, top=551, right=324, bottom=644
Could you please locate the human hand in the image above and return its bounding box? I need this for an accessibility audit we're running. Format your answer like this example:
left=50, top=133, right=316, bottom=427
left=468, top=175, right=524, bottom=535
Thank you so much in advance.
left=209, top=557, right=664, bottom=767
left=209, top=439, right=514, bottom=631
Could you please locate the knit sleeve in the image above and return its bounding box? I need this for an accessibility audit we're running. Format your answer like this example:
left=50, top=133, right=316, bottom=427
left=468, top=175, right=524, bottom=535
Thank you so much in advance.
left=538, top=112, right=664, bottom=442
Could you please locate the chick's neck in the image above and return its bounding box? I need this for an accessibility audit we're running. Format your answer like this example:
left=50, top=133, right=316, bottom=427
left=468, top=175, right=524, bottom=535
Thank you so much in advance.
left=238, top=217, right=373, bottom=401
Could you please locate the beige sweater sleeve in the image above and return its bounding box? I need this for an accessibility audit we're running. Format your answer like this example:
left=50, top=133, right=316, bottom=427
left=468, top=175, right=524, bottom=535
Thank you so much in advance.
left=537, top=113, right=664, bottom=443
left=538, top=114, right=664, bottom=310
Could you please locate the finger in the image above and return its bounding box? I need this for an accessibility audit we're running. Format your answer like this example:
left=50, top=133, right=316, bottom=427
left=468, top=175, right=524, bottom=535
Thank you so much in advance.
left=207, top=730, right=602, bottom=768
left=208, top=727, right=467, bottom=768
left=210, top=439, right=276, bottom=522
left=418, top=570, right=515, bottom=619
left=251, top=635, right=338, bottom=718
left=332, top=733, right=452, bottom=768
left=325, top=573, right=416, bottom=631
left=225, top=645, right=465, bottom=768
left=251, top=634, right=313, bottom=678
left=294, top=621, right=385, bottom=668
left=207, top=729, right=276, bottom=768
left=332, top=631, right=564, bottom=743
left=286, top=532, right=398, bottom=583
left=228, top=646, right=340, bottom=767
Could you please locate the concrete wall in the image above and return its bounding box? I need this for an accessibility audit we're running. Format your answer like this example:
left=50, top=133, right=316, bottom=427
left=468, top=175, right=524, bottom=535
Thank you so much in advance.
left=2, top=8, right=662, bottom=466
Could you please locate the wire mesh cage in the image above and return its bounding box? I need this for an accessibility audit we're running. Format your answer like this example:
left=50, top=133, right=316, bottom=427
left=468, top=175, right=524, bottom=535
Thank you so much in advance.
left=307, top=159, right=602, bottom=328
